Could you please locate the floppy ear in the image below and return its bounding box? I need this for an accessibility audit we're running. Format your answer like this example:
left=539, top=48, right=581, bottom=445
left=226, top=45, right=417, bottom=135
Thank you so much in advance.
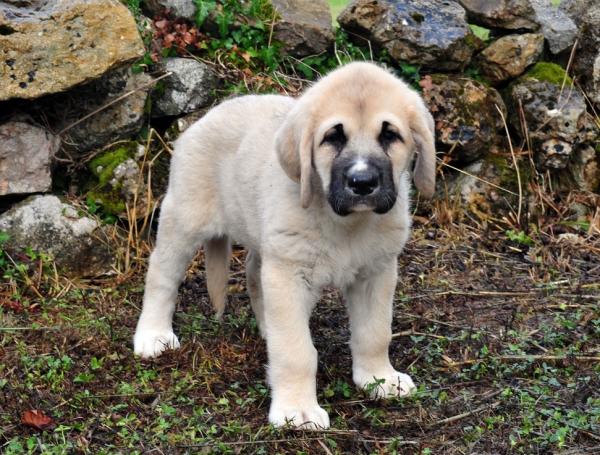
left=275, top=103, right=315, bottom=208
left=409, top=101, right=437, bottom=198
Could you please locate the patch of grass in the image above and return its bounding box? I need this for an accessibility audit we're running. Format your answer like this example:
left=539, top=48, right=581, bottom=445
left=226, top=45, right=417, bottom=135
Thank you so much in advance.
left=327, top=0, right=350, bottom=24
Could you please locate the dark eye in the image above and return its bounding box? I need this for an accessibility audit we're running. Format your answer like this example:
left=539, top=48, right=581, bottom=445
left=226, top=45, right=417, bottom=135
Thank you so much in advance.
left=321, top=123, right=346, bottom=150
left=379, top=121, right=403, bottom=146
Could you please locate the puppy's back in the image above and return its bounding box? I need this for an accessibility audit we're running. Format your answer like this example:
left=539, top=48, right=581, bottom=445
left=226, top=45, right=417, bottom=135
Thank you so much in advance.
left=165, top=94, right=297, bottom=248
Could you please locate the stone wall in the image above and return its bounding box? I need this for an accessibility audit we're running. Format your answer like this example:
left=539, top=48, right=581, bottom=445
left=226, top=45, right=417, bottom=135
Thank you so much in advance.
left=0, top=0, right=598, bottom=277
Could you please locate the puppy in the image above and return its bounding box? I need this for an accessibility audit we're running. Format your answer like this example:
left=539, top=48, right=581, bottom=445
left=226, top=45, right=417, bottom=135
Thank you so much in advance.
left=134, top=62, right=436, bottom=429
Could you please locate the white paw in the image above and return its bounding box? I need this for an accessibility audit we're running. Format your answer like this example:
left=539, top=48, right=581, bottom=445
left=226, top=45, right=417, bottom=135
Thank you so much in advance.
left=133, top=329, right=180, bottom=358
left=355, top=369, right=416, bottom=399
left=269, top=405, right=330, bottom=429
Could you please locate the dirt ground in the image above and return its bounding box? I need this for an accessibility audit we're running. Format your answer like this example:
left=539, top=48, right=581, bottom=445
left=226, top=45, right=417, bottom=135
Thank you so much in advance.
left=1, top=209, right=599, bottom=454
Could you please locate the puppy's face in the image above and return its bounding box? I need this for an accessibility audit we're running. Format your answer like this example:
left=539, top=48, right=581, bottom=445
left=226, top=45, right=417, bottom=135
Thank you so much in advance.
left=275, top=62, right=436, bottom=213
left=310, top=67, right=430, bottom=216
left=313, top=109, right=413, bottom=217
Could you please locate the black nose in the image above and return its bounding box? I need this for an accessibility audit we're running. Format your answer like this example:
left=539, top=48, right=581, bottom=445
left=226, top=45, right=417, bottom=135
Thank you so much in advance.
left=347, top=170, right=380, bottom=196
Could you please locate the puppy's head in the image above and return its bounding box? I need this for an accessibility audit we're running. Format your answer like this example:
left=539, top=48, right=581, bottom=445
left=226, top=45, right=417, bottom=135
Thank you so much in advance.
left=275, top=62, right=436, bottom=215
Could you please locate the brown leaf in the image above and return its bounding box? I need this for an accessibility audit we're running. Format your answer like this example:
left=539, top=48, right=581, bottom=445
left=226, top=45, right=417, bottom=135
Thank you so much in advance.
left=183, top=31, right=195, bottom=45
left=164, top=34, right=175, bottom=48
left=418, top=75, right=434, bottom=92
left=241, top=53, right=252, bottom=63
left=22, top=410, right=57, bottom=431
left=1, top=299, right=25, bottom=313
left=155, top=19, right=169, bottom=30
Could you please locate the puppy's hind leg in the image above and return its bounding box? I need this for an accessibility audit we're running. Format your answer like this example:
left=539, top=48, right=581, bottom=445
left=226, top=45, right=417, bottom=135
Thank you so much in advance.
left=245, top=250, right=266, bottom=337
left=134, top=196, right=205, bottom=358
left=204, top=236, right=231, bottom=318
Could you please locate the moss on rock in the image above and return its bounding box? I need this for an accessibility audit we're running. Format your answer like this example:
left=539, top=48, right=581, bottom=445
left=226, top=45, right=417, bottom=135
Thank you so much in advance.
left=86, top=141, right=140, bottom=216
left=525, top=62, right=572, bottom=86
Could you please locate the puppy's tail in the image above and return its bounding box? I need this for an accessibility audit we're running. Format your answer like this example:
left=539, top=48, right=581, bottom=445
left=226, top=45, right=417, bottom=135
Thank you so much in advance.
left=204, top=236, right=231, bottom=319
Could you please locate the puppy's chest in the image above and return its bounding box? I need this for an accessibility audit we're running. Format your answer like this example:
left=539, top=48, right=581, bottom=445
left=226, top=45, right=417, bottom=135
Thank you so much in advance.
left=312, top=232, right=402, bottom=289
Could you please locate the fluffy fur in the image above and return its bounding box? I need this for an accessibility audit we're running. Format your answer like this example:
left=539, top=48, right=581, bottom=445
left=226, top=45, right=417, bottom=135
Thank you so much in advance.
left=133, top=62, right=436, bottom=429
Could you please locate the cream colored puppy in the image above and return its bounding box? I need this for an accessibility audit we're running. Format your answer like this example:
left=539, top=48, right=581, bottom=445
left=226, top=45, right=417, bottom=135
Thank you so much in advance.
left=134, top=62, right=436, bottom=429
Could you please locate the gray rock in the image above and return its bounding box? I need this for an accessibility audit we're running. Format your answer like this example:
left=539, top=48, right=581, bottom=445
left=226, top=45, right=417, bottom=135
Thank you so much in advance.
left=558, top=0, right=596, bottom=27
left=420, top=74, right=506, bottom=163
left=0, top=123, right=61, bottom=196
left=566, top=145, right=600, bottom=191
left=457, top=0, right=538, bottom=30
left=60, top=70, right=153, bottom=155
left=453, top=159, right=505, bottom=203
left=0, top=195, right=116, bottom=277
left=530, top=0, right=578, bottom=54
left=272, top=0, right=335, bottom=57
left=505, top=77, right=598, bottom=173
left=545, top=143, right=600, bottom=192
left=152, top=58, right=219, bottom=117
left=458, top=0, right=577, bottom=54
left=0, top=0, right=145, bottom=101
left=539, top=138, right=573, bottom=169
left=439, top=157, right=527, bottom=222
left=105, top=158, right=150, bottom=219
left=475, top=33, right=544, bottom=84
left=337, top=0, right=479, bottom=71
left=570, top=5, right=600, bottom=107
left=141, top=0, right=196, bottom=20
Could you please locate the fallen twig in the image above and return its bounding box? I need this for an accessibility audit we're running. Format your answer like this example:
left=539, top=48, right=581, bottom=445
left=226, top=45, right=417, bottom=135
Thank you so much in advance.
left=392, top=330, right=446, bottom=340
left=444, top=355, right=600, bottom=368
left=429, top=401, right=501, bottom=426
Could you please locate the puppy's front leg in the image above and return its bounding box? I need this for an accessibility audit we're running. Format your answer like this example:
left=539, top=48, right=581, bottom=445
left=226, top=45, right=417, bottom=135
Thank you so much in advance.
left=346, top=260, right=416, bottom=398
left=261, top=259, right=330, bottom=430
left=134, top=198, right=202, bottom=358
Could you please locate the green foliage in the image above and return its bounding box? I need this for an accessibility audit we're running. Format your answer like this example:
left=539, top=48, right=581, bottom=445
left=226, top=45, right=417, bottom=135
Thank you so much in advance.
left=558, top=219, right=592, bottom=233
left=125, top=0, right=428, bottom=94
left=119, top=0, right=142, bottom=11
left=0, top=231, right=10, bottom=269
left=0, top=232, right=54, bottom=295
left=193, top=0, right=217, bottom=27
left=464, top=64, right=490, bottom=86
left=286, top=29, right=422, bottom=90
left=506, top=229, right=535, bottom=247
left=132, top=52, right=154, bottom=74
left=363, top=377, right=387, bottom=396
left=199, top=0, right=281, bottom=74
left=397, top=60, right=421, bottom=87
left=323, top=378, right=353, bottom=398
left=469, top=24, right=490, bottom=41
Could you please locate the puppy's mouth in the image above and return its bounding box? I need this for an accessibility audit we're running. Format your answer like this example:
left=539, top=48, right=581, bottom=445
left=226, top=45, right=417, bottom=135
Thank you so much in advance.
left=327, top=157, right=397, bottom=217
left=329, top=192, right=397, bottom=216
left=350, top=201, right=377, bottom=212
